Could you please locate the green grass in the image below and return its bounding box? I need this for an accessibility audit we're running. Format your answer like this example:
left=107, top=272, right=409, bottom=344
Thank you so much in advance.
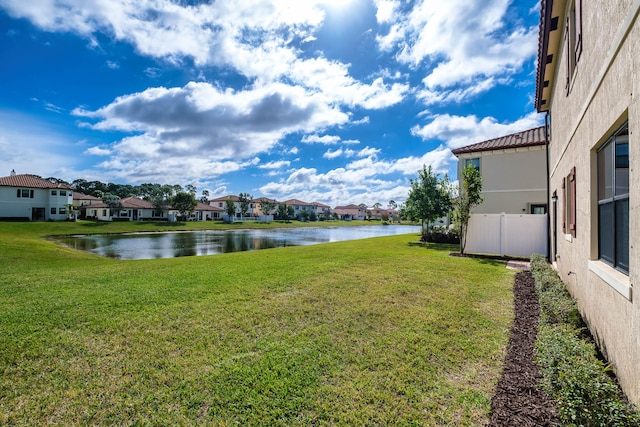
left=0, top=221, right=514, bottom=425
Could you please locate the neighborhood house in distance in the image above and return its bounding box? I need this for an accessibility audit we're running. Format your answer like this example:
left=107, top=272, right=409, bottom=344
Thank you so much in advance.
left=0, top=173, right=398, bottom=223
left=0, top=173, right=74, bottom=221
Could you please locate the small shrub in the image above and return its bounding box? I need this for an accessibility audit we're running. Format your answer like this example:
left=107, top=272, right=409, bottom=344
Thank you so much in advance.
left=421, top=226, right=460, bottom=244
left=531, top=255, right=640, bottom=426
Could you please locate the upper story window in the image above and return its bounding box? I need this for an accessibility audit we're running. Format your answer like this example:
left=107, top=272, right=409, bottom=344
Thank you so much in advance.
left=17, top=189, right=34, bottom=198
left=59, top=190, right=67, bottom=196
left=597, top=122, right=629, bottom=274
left=51, top=190, right=57, bottom=196
left=565, top=0, right=583, bottom=94
left=465, top=158, right=480, bottom=172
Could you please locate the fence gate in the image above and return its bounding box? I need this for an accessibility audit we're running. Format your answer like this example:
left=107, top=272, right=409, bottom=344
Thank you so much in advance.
left=465, top=213, right=548, bottom=257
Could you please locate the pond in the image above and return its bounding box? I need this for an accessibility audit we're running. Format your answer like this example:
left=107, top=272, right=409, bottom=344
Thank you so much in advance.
left=58, top=225, right=421, bottom=260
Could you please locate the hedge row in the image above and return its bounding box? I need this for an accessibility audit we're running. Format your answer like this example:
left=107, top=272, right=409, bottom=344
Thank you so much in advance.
left=530, top=254, right=640, bottom=426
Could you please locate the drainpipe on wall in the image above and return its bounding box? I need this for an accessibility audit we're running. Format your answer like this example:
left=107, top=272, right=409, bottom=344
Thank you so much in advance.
left=545, top=112, right=552, bottom=263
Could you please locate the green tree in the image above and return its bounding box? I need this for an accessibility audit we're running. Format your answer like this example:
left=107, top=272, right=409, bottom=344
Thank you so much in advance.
left=102, top=193, right=122, bottom=218
left=404, top=165, right=452, bottom=235
left=172, top=191, right=197, bottom=220
left=150, top=186, right=173, bottom=217
left=454, top=165, right=483, bottom=254
left=258, top=198, right=278, bottom=218
left=225, top=198, right=236, bottom=222
left=388, top=200, right=397, bottom=210
left=200, top=189, right=210, bottom=204
left=238, top=192, right=253, bottom=220
left=185, top=184, right=197, bottom=196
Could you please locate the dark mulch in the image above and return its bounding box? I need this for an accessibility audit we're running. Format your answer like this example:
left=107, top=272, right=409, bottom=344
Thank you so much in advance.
left=489, top=271, right=559, bottom=426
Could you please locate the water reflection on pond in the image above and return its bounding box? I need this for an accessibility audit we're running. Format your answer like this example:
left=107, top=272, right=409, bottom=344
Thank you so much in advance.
left=59, top=225, right=421, bottom=260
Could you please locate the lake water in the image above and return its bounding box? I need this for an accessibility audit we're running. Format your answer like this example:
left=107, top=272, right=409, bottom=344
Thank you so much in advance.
left=58, top=225, right=421, bottom=260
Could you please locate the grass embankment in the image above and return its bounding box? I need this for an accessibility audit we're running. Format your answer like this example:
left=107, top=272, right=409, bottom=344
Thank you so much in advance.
left=1, top=221, right=514, bottom=425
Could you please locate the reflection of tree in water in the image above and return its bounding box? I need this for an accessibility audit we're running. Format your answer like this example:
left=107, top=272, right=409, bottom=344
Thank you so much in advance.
left=173, top=232, right=197, bottom=257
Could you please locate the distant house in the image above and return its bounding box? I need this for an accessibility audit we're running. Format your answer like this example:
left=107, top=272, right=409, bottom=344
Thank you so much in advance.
left=283, top=199, right=316, bottom=219
left=451, top=126, right=548, bottom=215
left=209, top=195, right=256, bottom=220
left=333, top=204, right=366, bottom=221
left=311, top=201, right=331, bottom=219
left=192, top=202, right=223, bottom=221
left=88, top=197, right=167, bottom=221
left=253, top=197, right=279, bottom=218
left=73, top=192, right=103, bottom=219
left=0, top=174, right=74, bottom=221
left=535, top=0, right=640, bottom=405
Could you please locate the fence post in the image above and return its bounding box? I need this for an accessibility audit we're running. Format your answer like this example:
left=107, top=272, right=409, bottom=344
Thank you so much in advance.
left=500, top=213, right=506, bottom=256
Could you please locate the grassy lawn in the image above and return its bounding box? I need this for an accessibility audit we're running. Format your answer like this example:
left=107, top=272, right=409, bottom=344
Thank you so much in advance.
left=0, top=221, right=514, bottom=425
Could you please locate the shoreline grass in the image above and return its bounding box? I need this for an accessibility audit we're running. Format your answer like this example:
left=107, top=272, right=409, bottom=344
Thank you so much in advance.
left=0, top=221, right=514, bottom=425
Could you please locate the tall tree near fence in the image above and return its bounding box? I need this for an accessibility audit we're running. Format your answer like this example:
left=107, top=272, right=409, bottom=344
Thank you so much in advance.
left=238, top=193, right=253, bottom=220
left=404, top=165, right=452, bottom=237
left=454, top=165, right=483, bottom=254
left=172, top=191, right=197, bottom=220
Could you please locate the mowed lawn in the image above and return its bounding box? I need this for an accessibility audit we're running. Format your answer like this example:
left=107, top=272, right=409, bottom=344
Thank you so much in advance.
left=0, top=222, right=514, bottom=425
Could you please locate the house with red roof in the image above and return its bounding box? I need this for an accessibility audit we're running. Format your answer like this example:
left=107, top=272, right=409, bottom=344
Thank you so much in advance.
left=451, top=126, right=548, bottom=215
left=0, top=173, right=74, bottom=221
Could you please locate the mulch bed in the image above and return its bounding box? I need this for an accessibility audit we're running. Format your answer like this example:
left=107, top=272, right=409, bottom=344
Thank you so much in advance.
left=488, top=271, right=559, bottom=426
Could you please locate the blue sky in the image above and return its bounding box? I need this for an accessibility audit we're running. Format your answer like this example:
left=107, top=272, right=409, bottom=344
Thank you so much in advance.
left=0, top=0, right=543, bottom=206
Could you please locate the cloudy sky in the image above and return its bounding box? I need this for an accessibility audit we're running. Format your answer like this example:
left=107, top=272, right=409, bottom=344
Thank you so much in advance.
left=0, top=0, right=543, bottom=206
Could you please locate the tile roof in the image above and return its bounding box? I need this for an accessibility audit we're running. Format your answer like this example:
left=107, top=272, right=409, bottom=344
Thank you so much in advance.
left=0, top=174, right=72, bottom=189
left=73, top=192, right=101, bottom=201
left=210, top=195, right=239, bottom=202
left=284, top=198, right=312, bottom=206
left=195, top=202, right=223, bottom=211
left=451, top=126, right=546, bottom=155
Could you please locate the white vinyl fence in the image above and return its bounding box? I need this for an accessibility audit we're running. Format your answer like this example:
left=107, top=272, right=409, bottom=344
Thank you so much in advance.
left=465, top=213, right=548, bottom=258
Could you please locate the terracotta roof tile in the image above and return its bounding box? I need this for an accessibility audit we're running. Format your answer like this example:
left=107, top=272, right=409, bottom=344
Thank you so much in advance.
left=0, top=174, right=72, bottom=189
left=451, top=126, right=546, bottom=155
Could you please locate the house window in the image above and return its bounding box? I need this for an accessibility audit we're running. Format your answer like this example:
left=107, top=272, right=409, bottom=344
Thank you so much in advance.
left=59, top=190, right=67, bottom=196
left=60, top=208, right=66, bottom=215
left=16, top=188, right=34, bottom=198
left=530, top=204, right=547, bottom=214
left=565, top=0, right=583, bottom=93
left=51, top=207, right=57, bottom=214
left=465, top=158, right=480, bottom=172
left=102, top=209, right=107, bottom=216
left=562, top=167, right=576, bottom=237
left=51, top=190, right=57, bottom=196
left=597, top=123, right=629, bottom=274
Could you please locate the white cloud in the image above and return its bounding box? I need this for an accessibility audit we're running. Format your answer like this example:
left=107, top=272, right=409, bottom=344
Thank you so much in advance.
left=258, top=144, right=454, bottom=206
left=376, top=0, right=537, bottom=101
left=301, top=134, right=341, bottom=145
left=259, top=160, right=291, bottom=169
left=74, top=81, right=348, bottom=161
left=323, top=148, right=345, bottom=159
left=84, top=146, right=111, bottom=156
left=411, top=112, right=543, bottom=149
left=3, top=0, right=408, bottom=111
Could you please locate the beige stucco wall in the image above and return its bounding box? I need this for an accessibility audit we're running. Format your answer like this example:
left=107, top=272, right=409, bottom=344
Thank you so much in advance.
left=547, top=0, right=640, bottom=405
left=456, top=146, right=547, bottom=214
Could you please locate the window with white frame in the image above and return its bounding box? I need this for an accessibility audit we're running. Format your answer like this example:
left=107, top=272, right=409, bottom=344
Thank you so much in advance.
left=597, top=122, right=629, bottom=274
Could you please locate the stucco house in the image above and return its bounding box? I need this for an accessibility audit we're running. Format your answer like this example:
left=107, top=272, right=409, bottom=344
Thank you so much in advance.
left=536, top=0, right=639, bottom=405
left=209, top=195, right=256, bottom=220
left=311, top=201, right=331, bottom=219
left=283, top=199, right=316, bottom=219
left=0, top=173, right=74, bottom=221
left=88, top=197, right=167, bottom=221
left=333, top=204, right=366, bottom=221
left=451, top=126, right=548, bottom=215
